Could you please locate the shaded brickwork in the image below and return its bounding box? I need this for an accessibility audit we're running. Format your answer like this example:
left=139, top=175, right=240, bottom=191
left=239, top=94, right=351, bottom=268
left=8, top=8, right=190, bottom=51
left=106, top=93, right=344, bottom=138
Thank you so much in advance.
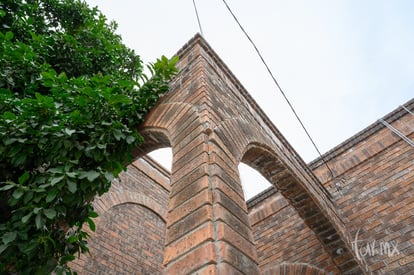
left=248, top=99, right=414, bottom=274
left=249, top=191, right=340, bottom=274
left=81, top=203, right=165, bottom=274
left=70, top=157, right=170, bottom=274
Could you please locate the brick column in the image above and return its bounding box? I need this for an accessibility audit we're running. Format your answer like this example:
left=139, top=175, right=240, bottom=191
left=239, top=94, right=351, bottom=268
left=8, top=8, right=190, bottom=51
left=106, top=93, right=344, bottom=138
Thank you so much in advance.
left=163, top=126, right=259, bottom=274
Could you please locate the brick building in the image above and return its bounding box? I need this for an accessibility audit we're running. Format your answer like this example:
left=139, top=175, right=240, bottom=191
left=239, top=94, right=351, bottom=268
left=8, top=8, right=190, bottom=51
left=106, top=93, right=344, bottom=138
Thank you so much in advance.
left=71, top=34, right=414, bottom=274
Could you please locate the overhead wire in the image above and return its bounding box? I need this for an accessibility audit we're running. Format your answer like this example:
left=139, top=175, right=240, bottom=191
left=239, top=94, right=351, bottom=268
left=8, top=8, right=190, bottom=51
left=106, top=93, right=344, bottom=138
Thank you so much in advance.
left=192, top=0, right=204, bottom=36
left=220, top=0, right=336, bottom=180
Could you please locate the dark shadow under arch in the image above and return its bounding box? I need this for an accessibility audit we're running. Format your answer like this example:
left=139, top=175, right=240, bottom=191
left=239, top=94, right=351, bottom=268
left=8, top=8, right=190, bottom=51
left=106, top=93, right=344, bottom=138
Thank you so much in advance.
left=133, top=128, right=172, bottom=159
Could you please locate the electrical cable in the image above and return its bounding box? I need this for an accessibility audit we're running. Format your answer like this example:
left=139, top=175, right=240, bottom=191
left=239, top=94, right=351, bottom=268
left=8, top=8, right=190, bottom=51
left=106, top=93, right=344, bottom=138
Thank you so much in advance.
left=220, top=0, right=336, bottom=179
left=192, top=0, right=204, bottom=36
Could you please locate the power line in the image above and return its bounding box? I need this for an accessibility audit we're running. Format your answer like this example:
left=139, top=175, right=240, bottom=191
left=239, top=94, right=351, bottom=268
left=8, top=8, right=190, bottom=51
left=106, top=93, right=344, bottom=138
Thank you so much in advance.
left=220, top=0, right=336, bottom=180
left=192, top=0, right=204, bottom=36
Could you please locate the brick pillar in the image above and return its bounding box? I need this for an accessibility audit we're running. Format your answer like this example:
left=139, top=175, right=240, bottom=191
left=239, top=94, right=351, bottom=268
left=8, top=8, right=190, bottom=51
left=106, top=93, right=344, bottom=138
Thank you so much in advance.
left=163, top=125, right=259, bottom=274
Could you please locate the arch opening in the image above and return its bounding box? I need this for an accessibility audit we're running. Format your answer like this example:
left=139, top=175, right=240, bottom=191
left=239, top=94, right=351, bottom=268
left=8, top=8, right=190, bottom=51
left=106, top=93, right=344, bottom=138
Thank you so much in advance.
left=241, top=144, right=355, bottom=273
left=148, top=147, right=173, bottom=172
left=238, top=162, right=273, bottom=201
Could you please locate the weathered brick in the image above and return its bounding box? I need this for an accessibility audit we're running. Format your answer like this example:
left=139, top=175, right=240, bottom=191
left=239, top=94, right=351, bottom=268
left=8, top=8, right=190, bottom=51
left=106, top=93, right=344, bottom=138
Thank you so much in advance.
left=164, top=242, right=217, bottom=275
left=164, top=222, right=214, bottom=264
left=168, top=188, right=212, bottom=226
left=218, top=241, right=260, bottom=274
left=216, top=221, right=257, bottom=261
left=167, top=204, right=213, bottom=244
left=169, top=175, right=209, bottom=210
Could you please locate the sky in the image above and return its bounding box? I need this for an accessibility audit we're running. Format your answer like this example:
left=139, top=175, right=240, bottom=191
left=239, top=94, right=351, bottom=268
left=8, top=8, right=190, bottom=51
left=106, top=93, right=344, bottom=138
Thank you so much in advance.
left=85, top=0, right=414, bottom=200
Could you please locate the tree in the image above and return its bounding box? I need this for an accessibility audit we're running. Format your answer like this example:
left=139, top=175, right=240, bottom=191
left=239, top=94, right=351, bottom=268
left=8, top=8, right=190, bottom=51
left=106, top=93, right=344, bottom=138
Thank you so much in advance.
left=0, top=0, right=178, bottom=273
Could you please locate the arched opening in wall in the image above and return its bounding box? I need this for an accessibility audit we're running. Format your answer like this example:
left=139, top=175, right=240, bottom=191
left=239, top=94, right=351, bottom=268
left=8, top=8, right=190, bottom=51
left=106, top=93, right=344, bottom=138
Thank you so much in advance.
left=241, top=146, right=343, bottom=273
left=239, top=162, right=273, bottom=201
left=148, top=147, right=173, bottom=172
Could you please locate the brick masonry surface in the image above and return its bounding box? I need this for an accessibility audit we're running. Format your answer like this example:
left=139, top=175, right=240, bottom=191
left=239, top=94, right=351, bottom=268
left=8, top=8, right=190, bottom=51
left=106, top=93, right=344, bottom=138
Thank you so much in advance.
left=311, top=100, right=414, bottom=274
left=248, top=192, right=341, bottom=274
left=71, top=34, right=413, bottom=274
left=70, top=157, right=170, bottom=274
left=248, top=99, right=414, bottom=274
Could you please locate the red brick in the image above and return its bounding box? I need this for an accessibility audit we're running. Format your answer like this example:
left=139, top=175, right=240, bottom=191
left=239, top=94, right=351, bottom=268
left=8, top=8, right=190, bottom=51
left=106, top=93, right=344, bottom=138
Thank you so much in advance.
left=164, top=242, right=217, bottom=275
left=164, top=222, right=214, bottom=264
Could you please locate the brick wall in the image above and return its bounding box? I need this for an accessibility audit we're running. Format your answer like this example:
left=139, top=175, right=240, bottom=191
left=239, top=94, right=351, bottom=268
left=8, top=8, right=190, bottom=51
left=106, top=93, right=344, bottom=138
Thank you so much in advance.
left=248, top=191, right=340, bottom=274
left=70, top=157, right=170, bottom=274
left=81, top=203, right=165, bottom=274
left=311, top=101, right=414, bottom=274
left=248, top=100, right=414, bottom=274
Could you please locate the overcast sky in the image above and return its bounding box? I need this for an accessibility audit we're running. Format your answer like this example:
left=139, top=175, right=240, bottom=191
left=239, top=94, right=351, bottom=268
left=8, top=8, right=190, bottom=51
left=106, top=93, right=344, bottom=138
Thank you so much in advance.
left=85, top=0, right=414, bottom=199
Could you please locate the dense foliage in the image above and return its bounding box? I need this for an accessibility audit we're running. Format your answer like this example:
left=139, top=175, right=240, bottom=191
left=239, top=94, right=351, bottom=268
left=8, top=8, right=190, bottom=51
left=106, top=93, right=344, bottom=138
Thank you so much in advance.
left=0, top=0, right=178, bottom=273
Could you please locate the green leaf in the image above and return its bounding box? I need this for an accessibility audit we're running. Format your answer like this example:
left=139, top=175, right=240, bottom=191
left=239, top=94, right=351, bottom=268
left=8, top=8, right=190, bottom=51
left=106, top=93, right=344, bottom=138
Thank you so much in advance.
left=64, top=128, right=76, bottom=136
left=48, top=167, right=64, bottom=174
left=2, top=112, right=16, bottom=123
left=68, top=235, right=77, bottom=243
left=66, top=172, right=77, bottom=178
left=67, top=181, right=77, bottom=193
left=104, top=172, right=114, bottom=182
left=21, top=240, right=38, bottom=254
left=44, top=208, right=57, bottom=219
left=50, top=176, right=64, bottom=186
left=0, top=184, right=15, bottom=191
left=4, top=138, right=17, bottom=145
left=12, top=189, right=24, bottom=200
left=5, top=31, right=14, bottom=41
left=109, top=94, right=131, bottom=104
left=33, top=207, right=42, bottom=214
left=18, top=172, right=30, bottom=184
left=23, top=191, right=34, bottom=204
left=46, top=189, right=59, bottom=203
left=60, top=254, right=75, bottom=264
left=0, top=244, right=7, bottom=254
left=113, top=129, right=124, bottom=141
left=86, top=217, right=96, bottom=232
left=21, top=213, right=33, bottom=223
left=80, top=171, right=100, bottom=182
left=89, top=211, right=99, bottom=218
left=35, top=213, right=44, bottom=229
left=126, top=135, right=135, bottom=144
left=2, top=232, right=17, bottom=245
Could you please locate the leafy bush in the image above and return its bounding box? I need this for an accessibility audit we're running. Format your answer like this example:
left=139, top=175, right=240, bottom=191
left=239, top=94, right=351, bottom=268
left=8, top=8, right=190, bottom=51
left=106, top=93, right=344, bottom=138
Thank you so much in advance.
left=0, top=0, right=178, bottom=273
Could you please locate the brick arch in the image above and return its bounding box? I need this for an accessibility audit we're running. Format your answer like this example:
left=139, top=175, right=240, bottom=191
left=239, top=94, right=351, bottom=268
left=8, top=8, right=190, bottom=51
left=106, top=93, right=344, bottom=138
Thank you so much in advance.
left=241, top=143, right=361, bottom=273
left=212, top=117, right=271, bottom=162
left=92, top=190, right=167, bottom=224
left=262, top=262, right=328, bottom=275
left=80, top=203, right=166, bottom=274
left=133, top=101, right=204, bottom=159
left=70, top=191, right=168, bottom=273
